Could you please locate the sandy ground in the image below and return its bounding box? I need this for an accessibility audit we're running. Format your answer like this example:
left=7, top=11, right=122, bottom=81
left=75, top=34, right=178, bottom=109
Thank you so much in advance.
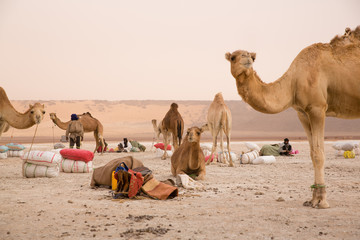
left=0, top=140, right=360, bottom=240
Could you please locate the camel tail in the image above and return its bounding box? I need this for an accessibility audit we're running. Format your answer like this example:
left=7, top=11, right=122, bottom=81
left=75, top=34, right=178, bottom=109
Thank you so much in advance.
left=221, top=110, right=229, bottom=134
left=177, top=120, right=182, bottom=146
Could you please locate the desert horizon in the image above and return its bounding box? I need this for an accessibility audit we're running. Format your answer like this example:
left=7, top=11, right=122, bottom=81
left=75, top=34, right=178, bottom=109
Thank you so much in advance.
left=0, top=99, right=359, bottom=145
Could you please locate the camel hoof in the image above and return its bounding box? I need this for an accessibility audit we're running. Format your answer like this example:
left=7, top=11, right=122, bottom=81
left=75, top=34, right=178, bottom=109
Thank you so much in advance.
left=161, top=156, right=167, bottom=160
left=229, top=162, right=234, bottom=167
left=303, top=201, right=312, bottom=207
left=303, top=200, right=330, bottom=209
left=317, top=200, right=330, bottom=209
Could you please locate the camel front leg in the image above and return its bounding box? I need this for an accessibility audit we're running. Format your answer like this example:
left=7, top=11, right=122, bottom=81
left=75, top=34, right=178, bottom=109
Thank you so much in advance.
left=297, top=109, right=329, bottom=209
left=195, top=168, right=206, bottom=180
left=161, top=129, right=169, bottom=160
left=207, top=128, right=219, bottom=165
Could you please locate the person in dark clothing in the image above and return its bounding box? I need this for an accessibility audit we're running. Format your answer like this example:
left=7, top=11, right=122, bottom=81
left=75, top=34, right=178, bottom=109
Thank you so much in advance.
left=279, top=138, right=292, bottom=156
left=66, top=114, right=84, bottom=149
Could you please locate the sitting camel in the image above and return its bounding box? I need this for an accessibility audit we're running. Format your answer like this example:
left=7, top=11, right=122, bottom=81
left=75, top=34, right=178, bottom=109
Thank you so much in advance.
left=204, top=92, right=233, bottom=167
left=225, top=26, right=360, bottom=208
left=0, top=87, right=45, bottom=136
left=171, top=126, right=206, bottom=180
left=50, top=112, right=105, bottom=153
left=160, top=103, right=184, bottom=160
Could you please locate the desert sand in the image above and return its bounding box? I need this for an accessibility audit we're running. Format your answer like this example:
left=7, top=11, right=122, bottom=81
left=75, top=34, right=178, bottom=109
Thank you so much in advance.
left=1, top=140, right=360, bottom=240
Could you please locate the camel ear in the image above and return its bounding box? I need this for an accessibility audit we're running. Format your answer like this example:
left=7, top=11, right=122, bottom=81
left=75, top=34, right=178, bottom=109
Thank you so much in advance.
left=250, top=52, right=256, bottom=62
left=225, top=52, right=231, bottom=61
left=42, top=104, right=45, bottom=108
left=200, top=124, right=209, bottom=132
left=29, top=104, right=33, bottom=108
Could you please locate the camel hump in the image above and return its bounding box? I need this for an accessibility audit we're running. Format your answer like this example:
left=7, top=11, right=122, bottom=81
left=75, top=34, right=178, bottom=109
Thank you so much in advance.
left=330, top=26, right=360, bottom=47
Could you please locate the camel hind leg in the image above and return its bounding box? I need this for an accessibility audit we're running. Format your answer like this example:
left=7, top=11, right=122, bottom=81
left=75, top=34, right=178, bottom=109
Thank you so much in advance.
left=93, top=131, right=104, bottom=154
left=225, top=130, right=233, bottom=167
left=161, top=129, right=169, bottom=160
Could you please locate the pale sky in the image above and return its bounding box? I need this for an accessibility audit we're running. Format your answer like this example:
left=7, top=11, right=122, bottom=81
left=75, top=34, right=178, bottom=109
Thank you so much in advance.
left=0, top=0, right=359, bottom=100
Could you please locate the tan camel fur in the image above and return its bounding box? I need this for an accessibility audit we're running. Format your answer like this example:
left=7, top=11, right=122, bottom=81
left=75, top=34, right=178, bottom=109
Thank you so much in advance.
left=0, top=87, right=45, bottom=136
left=225, top=26, right=360, bottom=209
left=151, top=119, right=172, bottom=143
left=50, top=112, right=105, bottom=154
left=160, top=103, right=184, bottom=160
left=205, top=93, right=234, bottom=167
left=171, top=126, right=206, bottom=180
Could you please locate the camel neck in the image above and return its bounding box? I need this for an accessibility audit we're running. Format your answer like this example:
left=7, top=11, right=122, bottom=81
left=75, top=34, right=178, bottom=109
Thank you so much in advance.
left=2, top=104, right=36, bottom=129
left=189, top=142, right=201, bottom=169
left=236, top=70, right=293, bottom=114
left=52, top=117, right=70, bottom=130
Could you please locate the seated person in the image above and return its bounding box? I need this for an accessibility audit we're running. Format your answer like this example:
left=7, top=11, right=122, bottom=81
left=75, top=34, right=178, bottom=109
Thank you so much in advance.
left=117, top=143, right=127, bottom=153
left=279, top=138, right=292, bottom=156
left=123, top=138, right=132, bottom=152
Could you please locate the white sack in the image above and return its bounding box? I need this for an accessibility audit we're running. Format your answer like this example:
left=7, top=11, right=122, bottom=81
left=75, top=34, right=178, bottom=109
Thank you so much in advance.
left=252, top=156, right=276, bottom=165
left=332, top=141, right=359, bottom=151
left=60, top=159, right=93, bottom=173
left=22, top=151, right=62, bottom=167
left=241, top=150, right=259, bottom=164
left=176, top=174, right=205, bottom=190
left=200, top=143, right=212, bottom=151
left=0, top=152, right=7, bottom=159
left=155, top=148, right=173, bottom=157
left=23, top=163, right=59, bottom=178
left=218, top=151, right=237, bottom=163
left=7, top=150, right=24, bottom=157
left=245, top=142, right=261, bottom=151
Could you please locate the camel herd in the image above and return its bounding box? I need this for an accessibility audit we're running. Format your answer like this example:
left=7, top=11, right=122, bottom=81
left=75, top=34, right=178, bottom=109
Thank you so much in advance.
left=0, top=26, right=359, bottom=209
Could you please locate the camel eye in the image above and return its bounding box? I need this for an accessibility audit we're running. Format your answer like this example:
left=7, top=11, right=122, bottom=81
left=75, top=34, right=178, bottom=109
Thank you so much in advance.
left=42, top=111, right=46, bottom=114
left=30, top=111, right=34, bottom=114
left=196, top=132, right=200, bottom=136
left=230, top=56, right=236, bottom=61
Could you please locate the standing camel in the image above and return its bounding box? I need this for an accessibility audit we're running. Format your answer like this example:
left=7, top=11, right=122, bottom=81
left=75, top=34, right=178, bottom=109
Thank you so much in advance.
left=151, top=119, right=171, bottom=143
left=205, top=92, right=233, bottom=167
left=0, top=87, right=45, bottom=136
left=50, top=112, right=105, bottom=154
left=225, top=26, right=360, bottom=208
left=160, top=103, right=184, bottom=160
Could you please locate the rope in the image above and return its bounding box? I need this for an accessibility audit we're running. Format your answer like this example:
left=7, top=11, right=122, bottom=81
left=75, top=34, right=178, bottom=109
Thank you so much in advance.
left=52, top=124, right=55, bottom=146
left=22, top=124, right=39, bottom=177
left=10, top=127, right=14, bottom=141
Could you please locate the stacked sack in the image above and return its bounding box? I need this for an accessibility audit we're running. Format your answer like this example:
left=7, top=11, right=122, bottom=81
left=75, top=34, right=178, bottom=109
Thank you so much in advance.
left=0, top=145, right=9, bottom=159
left=22, top=150, right=62, bottom=178
left=60, top=149, right=94, bottom=173
left=154, top=143, right=173, bottom=157
left=332, top=141, right=359, bottom=158
left=241, top=142, right=276, bottom=164
left=6, top=143, right=25, bottom=157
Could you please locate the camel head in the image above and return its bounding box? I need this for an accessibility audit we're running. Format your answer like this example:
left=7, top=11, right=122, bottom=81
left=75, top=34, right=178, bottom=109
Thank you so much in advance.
left=49, top=113, right=57, bottom=121
left=186, top=126, right=204, bottom=143
left=29, top=103, right=45, bottom=124
left=225, top=50, right=256, bottom=80
left=170, top=103, right=178, bottom=110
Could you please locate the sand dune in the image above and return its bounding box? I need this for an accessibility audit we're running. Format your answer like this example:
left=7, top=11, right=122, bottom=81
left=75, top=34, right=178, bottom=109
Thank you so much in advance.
left=1, top=100, right=359, bottom=144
